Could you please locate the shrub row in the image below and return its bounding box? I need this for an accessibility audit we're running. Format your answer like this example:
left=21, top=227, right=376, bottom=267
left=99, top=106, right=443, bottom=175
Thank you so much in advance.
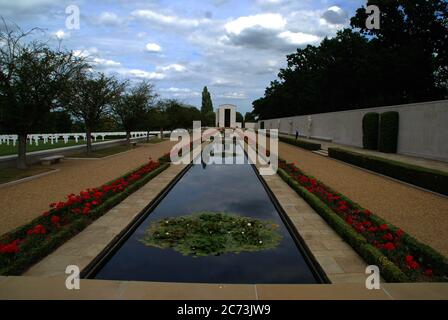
left=328, top=148, right=448, bottom=196
left=379, top=112, right=399, bottom=153
left=278, top=160, right=448, bottom=282
left=279, top=135, right=321, bottom=151
left=362, top=111, right=399, bottom=153
left=0, top=160, right=170, bottom=275
left=362, top=112, right=379, bottom=150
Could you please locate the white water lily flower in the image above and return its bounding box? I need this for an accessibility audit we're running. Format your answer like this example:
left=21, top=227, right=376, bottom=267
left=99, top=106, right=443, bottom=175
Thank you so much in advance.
left=247, top=223, right=252, bottom=227
left=259, top=240, right=263, bottom=244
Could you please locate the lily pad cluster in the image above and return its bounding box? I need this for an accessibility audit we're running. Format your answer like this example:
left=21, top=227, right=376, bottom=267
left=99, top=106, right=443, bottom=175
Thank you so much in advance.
left=140, top=212, right=282, bottom=257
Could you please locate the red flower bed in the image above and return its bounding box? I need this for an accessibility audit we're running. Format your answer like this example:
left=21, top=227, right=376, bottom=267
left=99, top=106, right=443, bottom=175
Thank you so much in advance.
left=0, top=159, right=162, bottom=272
left=279, top=159, right=443, bottom=281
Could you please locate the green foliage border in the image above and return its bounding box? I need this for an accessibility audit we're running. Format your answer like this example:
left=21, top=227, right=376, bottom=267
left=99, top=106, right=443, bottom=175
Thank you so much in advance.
left=0, top=162, right=170, bottom=275
left=277, top=165, right=448, bottom=282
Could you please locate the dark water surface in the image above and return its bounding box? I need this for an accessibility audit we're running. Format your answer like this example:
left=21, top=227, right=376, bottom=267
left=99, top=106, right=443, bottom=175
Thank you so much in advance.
left=94, top=149, right=318, bottom=284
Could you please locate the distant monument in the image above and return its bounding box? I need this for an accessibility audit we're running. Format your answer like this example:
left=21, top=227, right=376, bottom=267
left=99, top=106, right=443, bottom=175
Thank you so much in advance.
left=216, top=104, right=238, bottom=128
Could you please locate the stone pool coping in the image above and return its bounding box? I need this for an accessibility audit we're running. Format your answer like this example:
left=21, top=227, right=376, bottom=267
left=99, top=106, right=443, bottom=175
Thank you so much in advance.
left=1, top=276, right=447, bottom=300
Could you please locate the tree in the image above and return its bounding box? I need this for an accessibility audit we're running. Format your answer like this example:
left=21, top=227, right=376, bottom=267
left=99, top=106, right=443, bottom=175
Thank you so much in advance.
left=244, top=112, right=256, bottom=123
left=45, top=110, right=73, bottom=133
left=112, top=81, right=157, bottom=145
left=236, top=112, right=243, bottom=124
left=252, top=0, right=448, bottom=119
left=201, top=86, right=214, bottom=126
left=0, top=22, right=88, bottom=168
left=63, top=72, right=123, bottom=155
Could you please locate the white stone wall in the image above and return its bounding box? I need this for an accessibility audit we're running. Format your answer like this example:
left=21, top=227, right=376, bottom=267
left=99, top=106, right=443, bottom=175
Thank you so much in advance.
left=216, top=104, right=237, bottom=128
left=259, top=100, right=448, bottom=162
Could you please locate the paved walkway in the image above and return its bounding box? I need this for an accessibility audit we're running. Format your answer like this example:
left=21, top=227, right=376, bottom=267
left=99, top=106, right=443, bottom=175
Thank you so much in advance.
left=282, top=134, right=448, bottom=173
left=278, top=142, right=448, bottom=257
left=0, top=140, right=175, bottom=235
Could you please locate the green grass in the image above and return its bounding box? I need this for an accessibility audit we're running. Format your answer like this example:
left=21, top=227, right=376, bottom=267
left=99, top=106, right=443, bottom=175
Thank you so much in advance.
left=68, top=145, right=136, bottom=158
left=0, top=166, right=54, bottom=184
left=0, top=139, right=117, bottom=157
left=143, top=138, right=167, bottom=144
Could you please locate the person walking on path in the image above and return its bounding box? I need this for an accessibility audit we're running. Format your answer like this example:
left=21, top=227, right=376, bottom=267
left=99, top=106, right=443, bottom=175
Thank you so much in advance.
left=295, top=128, right=299, bottom=140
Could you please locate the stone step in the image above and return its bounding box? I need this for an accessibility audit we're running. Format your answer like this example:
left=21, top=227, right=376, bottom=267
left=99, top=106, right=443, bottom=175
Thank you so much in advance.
left=312, top=149, right=329, bottom=157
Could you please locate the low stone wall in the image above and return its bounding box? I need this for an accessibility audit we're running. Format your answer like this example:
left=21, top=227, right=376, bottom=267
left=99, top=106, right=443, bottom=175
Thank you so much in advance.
left=259, top=100, right=448, bottom=162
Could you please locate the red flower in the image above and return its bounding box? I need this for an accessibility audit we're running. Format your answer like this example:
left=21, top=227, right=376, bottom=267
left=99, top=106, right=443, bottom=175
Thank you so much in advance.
left=379, top=224, right=388, bottom=231
left=82, top=207, right=90, bottom=215
left=383, top=242, right=396, bottom=251
left=396, top=229, right=404, bottom=237
left=424, top=269, right=433, bottom=277
left=27, top=224, right=46, bottom=235
left=51, top=215, right=61, bottom=225
left=0, top=239, right=20, bottom=254
left=382, top=233, right=394, bottom=241
left=405, top=255, right=414, bottom=263
left=408, top=260, right=420, bottom=270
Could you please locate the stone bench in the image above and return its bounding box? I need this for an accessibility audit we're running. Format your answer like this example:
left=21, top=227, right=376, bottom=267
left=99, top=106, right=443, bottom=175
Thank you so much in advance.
left=40, top=155, right=64, bottom=165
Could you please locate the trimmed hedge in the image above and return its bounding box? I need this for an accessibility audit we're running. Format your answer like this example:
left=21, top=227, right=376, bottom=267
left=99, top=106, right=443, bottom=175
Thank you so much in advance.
left=379, top=112, right=399, bottom=153
left=362, top=112, right=379, bottom=150
left=328, top=148, right=448, bottom=196
left=279, top=135, right=321, bottom=151
left=0, top=162, right=170, bottom=275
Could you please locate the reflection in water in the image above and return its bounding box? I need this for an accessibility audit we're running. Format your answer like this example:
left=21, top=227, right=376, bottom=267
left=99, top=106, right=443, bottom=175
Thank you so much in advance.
left=94, top=144, right=318, bottom=284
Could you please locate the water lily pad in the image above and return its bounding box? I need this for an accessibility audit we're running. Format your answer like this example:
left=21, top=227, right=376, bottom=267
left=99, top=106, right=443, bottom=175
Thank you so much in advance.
left=140, top=212, right=282, bottom=256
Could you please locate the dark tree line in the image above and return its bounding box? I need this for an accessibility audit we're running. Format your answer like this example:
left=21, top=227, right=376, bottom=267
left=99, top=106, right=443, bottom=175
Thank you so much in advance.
left=253, top=0, right=448, bottom=120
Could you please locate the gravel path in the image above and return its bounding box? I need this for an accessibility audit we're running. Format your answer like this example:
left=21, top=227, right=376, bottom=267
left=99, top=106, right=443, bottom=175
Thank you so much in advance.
left=278, top=142, right=448, bottom=257
left=0, top=140, right=175, bottom=235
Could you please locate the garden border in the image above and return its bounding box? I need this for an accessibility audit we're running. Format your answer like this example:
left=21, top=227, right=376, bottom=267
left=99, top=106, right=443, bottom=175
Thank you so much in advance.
left=277, top=163, right=448, bottom=282
left=0, top=161, right=170, bottom=275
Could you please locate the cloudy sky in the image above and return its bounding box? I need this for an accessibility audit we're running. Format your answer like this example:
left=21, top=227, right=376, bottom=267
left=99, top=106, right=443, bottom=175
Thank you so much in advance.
left=0, top=0, right=365, bottom=114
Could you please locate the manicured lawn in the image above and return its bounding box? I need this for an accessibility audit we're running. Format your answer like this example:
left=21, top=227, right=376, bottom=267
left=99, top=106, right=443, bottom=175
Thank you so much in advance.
left=144, top=138, right=167, bottom=144
left=0, top=139, right=117, bottom=157
left=69, top=145, right=136, bottom=158
left=0, top=166, right=53, bottom=184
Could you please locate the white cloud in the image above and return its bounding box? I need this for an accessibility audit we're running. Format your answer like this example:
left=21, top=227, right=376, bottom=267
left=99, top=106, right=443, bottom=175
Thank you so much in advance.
left=53, top=29, right=69, bottom=40
left=156, top=64, right=187, bottom=72
left=225, top=13, right=286, bottom=35
left=121, top=69, right=165, bottom=80
left=160, top=87, right=200, bottom=97
left=131, top=9, right=209, bottom=28
left=321, top=6, right=347, bottom=25
left=278, top=31, right=321, bottom=45
left=145, top=42, right=162, bottom=53
left=97, top=12, right=123, bottom=26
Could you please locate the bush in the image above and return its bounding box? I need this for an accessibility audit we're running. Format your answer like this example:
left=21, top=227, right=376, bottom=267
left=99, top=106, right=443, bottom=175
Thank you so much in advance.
left=279, top=135, right=321, bottom=151
left=278, top=160, right=448, bottom=282
left=379, top=112, right=399, bottom=153
left=362, top=112, right=379, bottom=150
left=328, top=148, right=448, bottom=196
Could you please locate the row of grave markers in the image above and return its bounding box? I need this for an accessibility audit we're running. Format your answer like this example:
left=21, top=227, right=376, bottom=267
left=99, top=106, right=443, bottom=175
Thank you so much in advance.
left=0, top=131, right=165, bottom=147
